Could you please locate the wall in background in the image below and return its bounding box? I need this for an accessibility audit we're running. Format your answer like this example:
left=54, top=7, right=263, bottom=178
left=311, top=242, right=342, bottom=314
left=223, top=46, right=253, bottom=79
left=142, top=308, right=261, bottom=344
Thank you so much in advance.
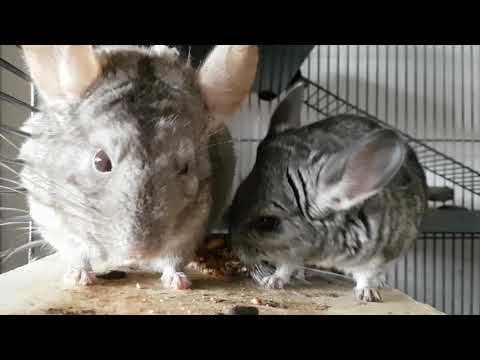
left=0, top=45, right=31, bottom=273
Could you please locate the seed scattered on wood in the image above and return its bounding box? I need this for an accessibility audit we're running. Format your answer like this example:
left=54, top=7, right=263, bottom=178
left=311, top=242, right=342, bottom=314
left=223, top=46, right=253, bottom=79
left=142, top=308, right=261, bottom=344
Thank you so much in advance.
left=265, top=300, right=281, bottom=308
left=251, top=298, right=263, bottom=305
left=324, top=292, right=340, bottom=298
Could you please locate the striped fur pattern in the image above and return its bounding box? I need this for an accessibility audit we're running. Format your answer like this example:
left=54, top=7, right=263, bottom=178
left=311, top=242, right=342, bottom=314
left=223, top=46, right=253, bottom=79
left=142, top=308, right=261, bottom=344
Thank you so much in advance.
left=229, top=84, right=427, bottom=302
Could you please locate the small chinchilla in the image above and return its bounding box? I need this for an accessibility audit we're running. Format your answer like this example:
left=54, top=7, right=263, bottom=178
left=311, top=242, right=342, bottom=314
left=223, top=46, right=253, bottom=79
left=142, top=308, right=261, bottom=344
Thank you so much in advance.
left=229, top=81, right=428, bottom=302
left=17, top=45, right=258, bottom=289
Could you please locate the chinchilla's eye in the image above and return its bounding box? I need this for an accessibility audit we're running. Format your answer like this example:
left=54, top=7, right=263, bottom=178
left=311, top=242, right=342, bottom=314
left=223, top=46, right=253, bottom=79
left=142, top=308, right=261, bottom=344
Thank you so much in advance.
left=251, top=216, right=281, bottom=233
left=94, top=150, right=112, bottom=173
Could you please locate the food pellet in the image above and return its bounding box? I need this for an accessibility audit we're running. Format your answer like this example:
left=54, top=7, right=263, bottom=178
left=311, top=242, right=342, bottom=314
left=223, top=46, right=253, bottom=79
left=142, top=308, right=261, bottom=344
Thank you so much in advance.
left=227, top=306, right=259, bottom=316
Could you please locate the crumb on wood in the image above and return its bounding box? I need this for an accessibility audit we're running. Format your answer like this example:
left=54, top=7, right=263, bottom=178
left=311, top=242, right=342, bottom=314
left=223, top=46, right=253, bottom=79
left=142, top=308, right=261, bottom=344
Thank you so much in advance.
left=46, top=307, right=96, bottom=315
left=251, top=297, right=263, bottom=305
left=251, top=298, right=283, bottom=308
left=190, top=235, right=247, bottom=279
left=323, top=292, right=340, bottom=298
left=265, top=300, right=282, bottom=308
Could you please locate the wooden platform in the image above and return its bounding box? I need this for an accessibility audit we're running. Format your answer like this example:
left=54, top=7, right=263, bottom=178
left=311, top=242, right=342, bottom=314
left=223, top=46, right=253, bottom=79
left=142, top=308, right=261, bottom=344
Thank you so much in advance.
left=0, top=254, right=443, bottom=315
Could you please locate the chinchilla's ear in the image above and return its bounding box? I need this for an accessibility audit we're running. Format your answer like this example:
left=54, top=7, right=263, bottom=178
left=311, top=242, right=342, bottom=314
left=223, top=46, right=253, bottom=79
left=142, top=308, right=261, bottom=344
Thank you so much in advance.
left=197, top=45, right=259, bottom=130
left=22, top=45, right=101, bottom=106
left=313, top=129, right=407, bottom=212
left=266, top=81, right=305, bottom=138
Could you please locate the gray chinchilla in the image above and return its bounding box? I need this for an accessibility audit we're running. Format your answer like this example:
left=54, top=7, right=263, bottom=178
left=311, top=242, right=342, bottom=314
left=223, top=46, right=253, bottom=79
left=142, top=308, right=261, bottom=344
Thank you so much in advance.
left=229, top=82, right=427, bottom=302
left=18, top=45, right=258, bottom=289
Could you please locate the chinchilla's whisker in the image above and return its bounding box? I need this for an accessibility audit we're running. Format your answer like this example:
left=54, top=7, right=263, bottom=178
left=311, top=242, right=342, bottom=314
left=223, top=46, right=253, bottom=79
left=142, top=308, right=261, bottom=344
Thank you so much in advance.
left=15, top=227, right=39, bottom=231
left=19, top=167, right=111, bottom=223
left=250, top=262, right=273, bottom=285
left=21, top=166, right=103, bottom=213
left=20, top=178, right=108, bottom=225
left=0, top=240, right=51, bottom=264
left=0, top=156, right=24, bottom=165
left=0, top=215, right=32, bottom=223
left=195, top=140, right=240, bottom=153
left=8, top=160, right=109, bottom=222
left=295, top=265, right=353, bottom=282
left=0, top=125, right=31, bottom=139
left=17, top=231, right=41, bottom=238
left=0, top=185, right=26, bottom=195
left=0, top=176, right=23, bottom=187
left=0, top=207, right=29, bottom=214
left=0, top=161, right=22, bottom=177
left=0, top=221, right=32, bottom=227
left=0, top=132, right=20, bottom=150
left=20, top=181, right=108, bottom=227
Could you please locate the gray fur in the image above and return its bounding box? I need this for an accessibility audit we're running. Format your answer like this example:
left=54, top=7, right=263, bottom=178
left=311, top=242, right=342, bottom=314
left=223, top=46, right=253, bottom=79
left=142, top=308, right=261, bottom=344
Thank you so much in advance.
left=229, top=84, right=428, bottom=302
left=18, top=45, right=238, bottom=287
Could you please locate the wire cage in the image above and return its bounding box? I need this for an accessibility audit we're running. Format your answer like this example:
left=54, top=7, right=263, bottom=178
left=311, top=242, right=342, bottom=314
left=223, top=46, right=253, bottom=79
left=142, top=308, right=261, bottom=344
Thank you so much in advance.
left=1, top=45, right=479, bottom=315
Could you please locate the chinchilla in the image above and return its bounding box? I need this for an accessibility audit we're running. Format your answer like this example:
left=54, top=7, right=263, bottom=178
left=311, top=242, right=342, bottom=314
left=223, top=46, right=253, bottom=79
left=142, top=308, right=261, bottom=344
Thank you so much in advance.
left=229, top=81, right=427, bottom=302
left=13, top=45, right=258, bottom=289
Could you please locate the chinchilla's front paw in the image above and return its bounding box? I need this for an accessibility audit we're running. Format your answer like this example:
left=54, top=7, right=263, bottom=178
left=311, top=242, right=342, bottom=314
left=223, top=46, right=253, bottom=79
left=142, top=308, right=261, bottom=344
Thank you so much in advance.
left=63, top=268, right=97, bottom=288
left=261, top=275, right=287, bottom=289
left=161, top=271, right=192, bottom=290
left=354, top=286, right=383, bottom=303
